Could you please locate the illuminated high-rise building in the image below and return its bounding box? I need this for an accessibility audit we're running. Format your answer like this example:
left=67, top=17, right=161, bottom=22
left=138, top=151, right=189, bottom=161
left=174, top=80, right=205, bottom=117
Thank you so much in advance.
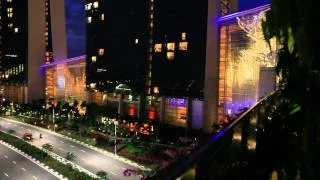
left=0, top=0, right=67, bottom=103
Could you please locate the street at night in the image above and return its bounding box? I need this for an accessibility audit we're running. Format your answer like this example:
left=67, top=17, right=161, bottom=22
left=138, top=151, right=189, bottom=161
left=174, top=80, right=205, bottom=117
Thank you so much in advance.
left=1, top=0, right=319, bottom=179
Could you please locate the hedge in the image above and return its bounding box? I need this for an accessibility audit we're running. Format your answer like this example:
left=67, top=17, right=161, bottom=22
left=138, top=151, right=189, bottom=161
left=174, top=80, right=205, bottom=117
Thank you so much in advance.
left=0, top=131, right=98, bottom=180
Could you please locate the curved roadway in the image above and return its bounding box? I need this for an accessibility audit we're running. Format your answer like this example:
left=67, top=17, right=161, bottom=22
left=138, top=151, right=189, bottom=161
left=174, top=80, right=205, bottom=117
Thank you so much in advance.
left=0, top=117, right=140, bottom=180
left=0, top=143, right=58, bottom=180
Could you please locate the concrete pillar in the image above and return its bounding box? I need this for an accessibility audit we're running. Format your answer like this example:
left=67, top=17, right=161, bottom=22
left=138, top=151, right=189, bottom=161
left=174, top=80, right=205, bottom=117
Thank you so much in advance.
left=50, top=0, right=67, bottom=60
left=203, top=0, right=221, bottom=134
left=28, top=0, right=46, bottom=102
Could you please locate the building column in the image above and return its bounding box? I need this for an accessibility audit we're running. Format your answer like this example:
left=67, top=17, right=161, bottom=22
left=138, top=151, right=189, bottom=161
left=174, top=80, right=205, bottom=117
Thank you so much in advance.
left=203, top=0, right=221, bottom=134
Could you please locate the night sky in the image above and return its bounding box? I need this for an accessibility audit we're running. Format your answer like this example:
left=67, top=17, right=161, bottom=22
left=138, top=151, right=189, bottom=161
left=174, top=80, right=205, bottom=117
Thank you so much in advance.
left=65, top=0, right=271, bottom=57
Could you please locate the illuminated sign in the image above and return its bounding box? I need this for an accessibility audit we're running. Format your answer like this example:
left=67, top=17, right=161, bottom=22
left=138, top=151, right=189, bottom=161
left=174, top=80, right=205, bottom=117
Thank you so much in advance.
left=149, top=106, right=156, bottom=120
left=5, top=54, right=18, bottom=58
left=167, top=98, right=186, bottom=107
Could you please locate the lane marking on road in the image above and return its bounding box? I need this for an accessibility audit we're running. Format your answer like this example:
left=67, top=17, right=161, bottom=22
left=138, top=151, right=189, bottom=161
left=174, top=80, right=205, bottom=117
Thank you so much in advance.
left=80, top=149, right=86, bottom=153
left=33, top=175, right=38, bottom=180
left=3, top=172, right=9, bottom=177
left=69, top=145, right=74, bottom=148
left=21, top=168, right=27, bottom=172
left=12, top=161, right=16, bottom=165
left=4, top=155, right=8, bottom=159
left=59, top=141, right=64, bottom=144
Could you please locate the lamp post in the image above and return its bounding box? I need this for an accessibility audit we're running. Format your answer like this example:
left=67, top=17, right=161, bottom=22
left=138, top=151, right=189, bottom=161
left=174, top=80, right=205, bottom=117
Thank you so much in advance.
left=114, top=120, right=118, bottom=155
left=52, top=104, right=55, bottom=132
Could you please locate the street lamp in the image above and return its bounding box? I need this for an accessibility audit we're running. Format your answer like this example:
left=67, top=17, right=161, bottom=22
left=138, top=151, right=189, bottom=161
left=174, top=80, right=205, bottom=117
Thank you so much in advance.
left=114, top=120, right=119, bottom=155
left=52, top=104, right=55, bottom=132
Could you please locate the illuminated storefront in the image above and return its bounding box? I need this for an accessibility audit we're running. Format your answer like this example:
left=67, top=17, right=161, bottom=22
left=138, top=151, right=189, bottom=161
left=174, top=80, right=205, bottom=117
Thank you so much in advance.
left=218, top=5, right=277, bottom=121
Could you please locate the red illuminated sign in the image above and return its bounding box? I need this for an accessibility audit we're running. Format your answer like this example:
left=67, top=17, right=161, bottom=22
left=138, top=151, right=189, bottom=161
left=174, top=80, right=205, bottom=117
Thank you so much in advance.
left=149, top=106, right=156, bottom=120
left=128, top=104, right=135, bottom=116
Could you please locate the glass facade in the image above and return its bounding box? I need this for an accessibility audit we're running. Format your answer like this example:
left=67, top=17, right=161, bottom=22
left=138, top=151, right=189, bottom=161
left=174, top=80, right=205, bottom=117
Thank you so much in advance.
left=44, top=56, right=87, bottom=103
left=218, top=7, right=277, bottom=121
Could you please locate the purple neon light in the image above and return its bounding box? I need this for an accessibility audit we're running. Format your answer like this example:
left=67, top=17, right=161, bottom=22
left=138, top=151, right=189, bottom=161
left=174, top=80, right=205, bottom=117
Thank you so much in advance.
left=218, top=4, right=271, bottom=22
left=40, top=55, right=86, bottom=68
left=167, top=98, right=186, bottom=107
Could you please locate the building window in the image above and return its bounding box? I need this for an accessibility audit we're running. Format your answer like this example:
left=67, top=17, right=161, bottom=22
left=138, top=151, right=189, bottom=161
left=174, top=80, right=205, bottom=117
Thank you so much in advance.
left=85, top=3, right=92, bottom=11
left=87, top=17, right=92, bottom=23
left=8, top=13, right=13, bottom=18
left=182, top=32, right=187, bottom=41
left=91, top=56, right=97, bottom=63
left=167, top=52, right=175, bottom=60
left=167, top=43, right=175, bottom=51
left=101, top=14, right=105, bottom=21
left=154, top=44, right=162, bottom=52
left=93, top=1, right=99, bottom=8
left=90, top=83, right=96, bottom=89
left=153, top=87, right=159, bottom=94
left=135, top=38, right=139, bottom=44
left=98, top=49, right=104, bottom=56
left=7, top=8, right=13, bottom=13
left=8, top=23, right=13, bottom=28
left=14, top=28, right=18, bottom=33
left=179, top=42, right=188, bottom=51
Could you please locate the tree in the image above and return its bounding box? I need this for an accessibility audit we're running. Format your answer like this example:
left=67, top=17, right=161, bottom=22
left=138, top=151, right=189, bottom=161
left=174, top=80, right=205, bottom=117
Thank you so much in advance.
left=262, top=0, right=320, bottom=179
left=96, top=171, right=108, bottom=180
left=42, top=143, right=53, bottom=152
left=65, top=152, right=76, bottom=162
left=7, top=129, right=15, bottom=134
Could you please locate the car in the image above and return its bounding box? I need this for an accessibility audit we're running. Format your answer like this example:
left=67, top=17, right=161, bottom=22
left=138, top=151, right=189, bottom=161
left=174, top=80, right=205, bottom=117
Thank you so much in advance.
left=23, top=132, right=32, bottom=140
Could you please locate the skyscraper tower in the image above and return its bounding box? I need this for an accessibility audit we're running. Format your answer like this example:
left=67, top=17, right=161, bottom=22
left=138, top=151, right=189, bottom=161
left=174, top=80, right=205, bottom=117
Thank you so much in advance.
left=0, top=0, right=67, bottom=103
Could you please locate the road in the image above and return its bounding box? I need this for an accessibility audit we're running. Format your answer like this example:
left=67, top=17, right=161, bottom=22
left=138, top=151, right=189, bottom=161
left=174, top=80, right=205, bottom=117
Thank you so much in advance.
left=0, top=143, right=58, bottom=180
left=0, top=117, right=140, bottom=180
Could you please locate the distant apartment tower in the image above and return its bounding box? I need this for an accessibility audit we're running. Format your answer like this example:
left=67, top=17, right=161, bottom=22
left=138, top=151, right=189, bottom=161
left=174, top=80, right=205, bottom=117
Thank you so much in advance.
left=85, top=0, right=149, bottom=94
left=150, top=0, right=208, bottom=98
left=0, top=0, right=67, bottom=103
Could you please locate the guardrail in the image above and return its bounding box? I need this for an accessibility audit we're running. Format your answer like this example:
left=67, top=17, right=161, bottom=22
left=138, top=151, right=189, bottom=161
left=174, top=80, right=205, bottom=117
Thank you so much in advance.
left=148, top=91, right=279, bottom=179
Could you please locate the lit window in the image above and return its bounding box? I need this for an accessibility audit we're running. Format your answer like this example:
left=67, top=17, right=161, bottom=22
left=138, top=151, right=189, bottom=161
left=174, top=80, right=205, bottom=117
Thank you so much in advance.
left=87, top=17, right=92, bottom=23
left=14, top=28, right=18, bottom=33
left=90, top=83, right=96, bottom=89
left=8, top=13, right=13, bottom=18
left=101, top=14, right=105, bottom=21
left=98, top=49, right=104, bottom=56
left=179, top=42, right=188, bottom=51
left=85, top=3, right=92, bottom=11
left=7, top=8, right=13, bottom=13
left=153, top=87, right=159, bottom=94
left=150, top=22, right=153, bottom=27
left=167, top=52, right=174, bottom=60
left=182, top=32, right=187, bottom=41
left=167, top=43, right=175, bottom=51
left=93, top=1, right=99, bottom=8
left=8, top=23, right=13, bottom=28
left=154, top=44, right=162, bottom=52
left=7, top=0, right=12, bottom=2
left=135, top=38, right=139, bottom=44
left=91, top=56, right=97, bottom=63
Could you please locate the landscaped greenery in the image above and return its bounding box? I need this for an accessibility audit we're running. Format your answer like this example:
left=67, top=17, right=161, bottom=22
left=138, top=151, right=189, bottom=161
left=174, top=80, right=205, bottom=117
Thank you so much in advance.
left=0, top=131, right=98, bottom=180
left=262, top=0, right=320, bottom=178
